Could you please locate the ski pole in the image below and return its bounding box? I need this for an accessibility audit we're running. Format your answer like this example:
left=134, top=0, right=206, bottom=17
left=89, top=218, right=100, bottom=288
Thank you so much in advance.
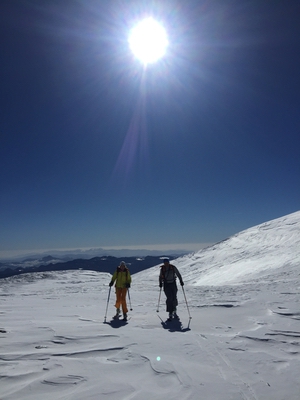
left=104, top=286, right=111, bottom=323
left=182, top=286, right=192, bottom=319
left=127, top=288, right=133, bottom=311
left=156, top=287, right=162, bottom=312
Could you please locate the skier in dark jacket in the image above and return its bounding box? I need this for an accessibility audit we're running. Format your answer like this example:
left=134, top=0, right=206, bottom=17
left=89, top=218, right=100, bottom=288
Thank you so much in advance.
left=159, top=258, right=184, bottom=320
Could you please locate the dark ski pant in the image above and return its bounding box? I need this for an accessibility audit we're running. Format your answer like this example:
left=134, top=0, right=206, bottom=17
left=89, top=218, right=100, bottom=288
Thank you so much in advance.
left=163, top=282, right=178, bottom=313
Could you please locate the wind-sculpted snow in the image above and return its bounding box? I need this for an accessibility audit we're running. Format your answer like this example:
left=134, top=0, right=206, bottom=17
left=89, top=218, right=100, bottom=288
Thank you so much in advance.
left=0, top=211, right=300, bottom=399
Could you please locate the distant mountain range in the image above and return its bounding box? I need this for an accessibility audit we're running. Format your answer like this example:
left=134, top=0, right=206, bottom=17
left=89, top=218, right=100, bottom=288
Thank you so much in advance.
left=0, top=246, right=193, bottom=263
left=0, top=254, right=184, bottom=280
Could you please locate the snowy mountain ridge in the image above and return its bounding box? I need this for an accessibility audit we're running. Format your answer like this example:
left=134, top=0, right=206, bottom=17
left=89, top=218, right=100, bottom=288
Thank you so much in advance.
left=136, top=210, right=300, bottom=286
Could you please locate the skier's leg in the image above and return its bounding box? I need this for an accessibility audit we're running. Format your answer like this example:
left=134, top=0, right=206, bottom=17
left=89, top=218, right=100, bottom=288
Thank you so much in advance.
left=164, top=284, right=173, bottom=313
left=121, top=288, right=128, bottom=314
left=168, top=283, right=178, bottom=314
left=173, top=284, right=178, bottom=313
left=113, top=289, right=121, bottom=319
left=115, top=288, right=122, bottom=310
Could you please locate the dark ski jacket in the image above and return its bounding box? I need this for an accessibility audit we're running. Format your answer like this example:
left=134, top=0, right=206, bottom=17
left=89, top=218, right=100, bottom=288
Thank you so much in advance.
left=159, top=264, right=183, bottom=286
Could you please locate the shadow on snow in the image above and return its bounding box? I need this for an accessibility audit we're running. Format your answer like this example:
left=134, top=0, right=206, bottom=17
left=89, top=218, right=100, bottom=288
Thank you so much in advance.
left=157, top=314, right=191, bottom=333
left=103, top=319, right=128, bottom=328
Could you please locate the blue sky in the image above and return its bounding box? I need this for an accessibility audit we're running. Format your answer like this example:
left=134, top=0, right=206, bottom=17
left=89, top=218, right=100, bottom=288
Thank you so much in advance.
left=1, top=0, right=300, bottom=258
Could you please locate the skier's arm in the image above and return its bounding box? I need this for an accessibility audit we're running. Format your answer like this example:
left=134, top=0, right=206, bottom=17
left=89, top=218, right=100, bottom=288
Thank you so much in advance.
left=159, top=267, right=163, bottom=287
left=174, top=266, right=184, bottom=286
left=109, top=271, right=117, bottom=286
left=126, top=271, right=131, bottom=288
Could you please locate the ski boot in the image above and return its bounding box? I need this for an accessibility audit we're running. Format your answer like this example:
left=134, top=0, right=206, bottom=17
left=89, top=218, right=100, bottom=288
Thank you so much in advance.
left=173, top=308, right=179, bottom=319
left=167, top=312, right=173, bottom=322
left=123, top=313, right=128, bottom=321
left=113, top=308, right=121, bottom=319
left=173, top=312, right=179, bottom=320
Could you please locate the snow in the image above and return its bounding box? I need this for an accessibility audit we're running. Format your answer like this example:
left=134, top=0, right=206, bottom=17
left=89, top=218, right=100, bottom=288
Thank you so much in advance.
left=1, top=211, right=300, bottom=399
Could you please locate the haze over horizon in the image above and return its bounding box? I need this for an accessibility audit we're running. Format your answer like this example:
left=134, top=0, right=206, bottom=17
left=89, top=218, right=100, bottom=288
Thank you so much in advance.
left=1, top=1, right=299, bottom=257
left=0, top=241, right=211, bottom=261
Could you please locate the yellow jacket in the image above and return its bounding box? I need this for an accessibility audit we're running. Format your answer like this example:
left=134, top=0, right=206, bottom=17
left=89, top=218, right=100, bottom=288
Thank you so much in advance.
left=111, top=267, right=131, bottom=288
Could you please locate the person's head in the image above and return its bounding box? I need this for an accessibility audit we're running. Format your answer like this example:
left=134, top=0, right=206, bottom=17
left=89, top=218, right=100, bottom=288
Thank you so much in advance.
left=163, top=258, right=169, bottom=265
left=120, top=261, right=126, bottom=269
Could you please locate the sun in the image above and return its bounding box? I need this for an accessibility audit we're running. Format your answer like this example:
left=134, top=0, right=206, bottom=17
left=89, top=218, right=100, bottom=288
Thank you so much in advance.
left=128, top=17, right=168, bottom=65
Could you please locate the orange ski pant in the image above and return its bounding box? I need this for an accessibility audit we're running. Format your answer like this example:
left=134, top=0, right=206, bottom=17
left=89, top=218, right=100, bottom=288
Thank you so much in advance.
left=115, top=288, right=128, bottom=314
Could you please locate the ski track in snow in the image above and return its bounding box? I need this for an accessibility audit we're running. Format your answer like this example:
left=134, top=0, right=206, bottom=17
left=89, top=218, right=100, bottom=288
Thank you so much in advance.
left=0, top=211, right=300, bottom=399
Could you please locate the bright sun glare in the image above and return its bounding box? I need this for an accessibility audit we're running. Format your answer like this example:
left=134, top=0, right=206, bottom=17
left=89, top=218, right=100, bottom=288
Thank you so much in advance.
left=128, top=17, right=168, bottom=65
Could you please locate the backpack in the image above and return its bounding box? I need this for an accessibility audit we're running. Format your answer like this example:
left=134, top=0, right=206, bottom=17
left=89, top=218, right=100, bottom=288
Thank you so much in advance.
left=161, top=264, right=176, bottom=283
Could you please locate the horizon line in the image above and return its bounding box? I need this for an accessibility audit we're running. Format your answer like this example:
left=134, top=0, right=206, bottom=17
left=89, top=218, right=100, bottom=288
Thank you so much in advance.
left=0, top=242, right=213, bottom=260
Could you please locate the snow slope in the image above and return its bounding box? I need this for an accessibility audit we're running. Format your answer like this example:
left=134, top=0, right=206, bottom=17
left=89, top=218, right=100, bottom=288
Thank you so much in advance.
left=135, top=210, right=300, bottom=286
left=1, top=211, right=300, bottom=399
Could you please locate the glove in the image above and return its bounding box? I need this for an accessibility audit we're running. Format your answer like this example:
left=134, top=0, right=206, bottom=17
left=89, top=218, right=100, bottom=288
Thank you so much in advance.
left=109, top=281, right=114, bottom=287
left=126, top=283, right=130, bottom=288
left=180, top=281, right=184, bottom=286
left=159, top=283, right=163, bottom=288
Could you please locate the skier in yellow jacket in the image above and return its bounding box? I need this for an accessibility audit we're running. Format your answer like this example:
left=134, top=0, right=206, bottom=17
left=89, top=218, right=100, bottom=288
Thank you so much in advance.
left=109, top=261, right=131, bottom=320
